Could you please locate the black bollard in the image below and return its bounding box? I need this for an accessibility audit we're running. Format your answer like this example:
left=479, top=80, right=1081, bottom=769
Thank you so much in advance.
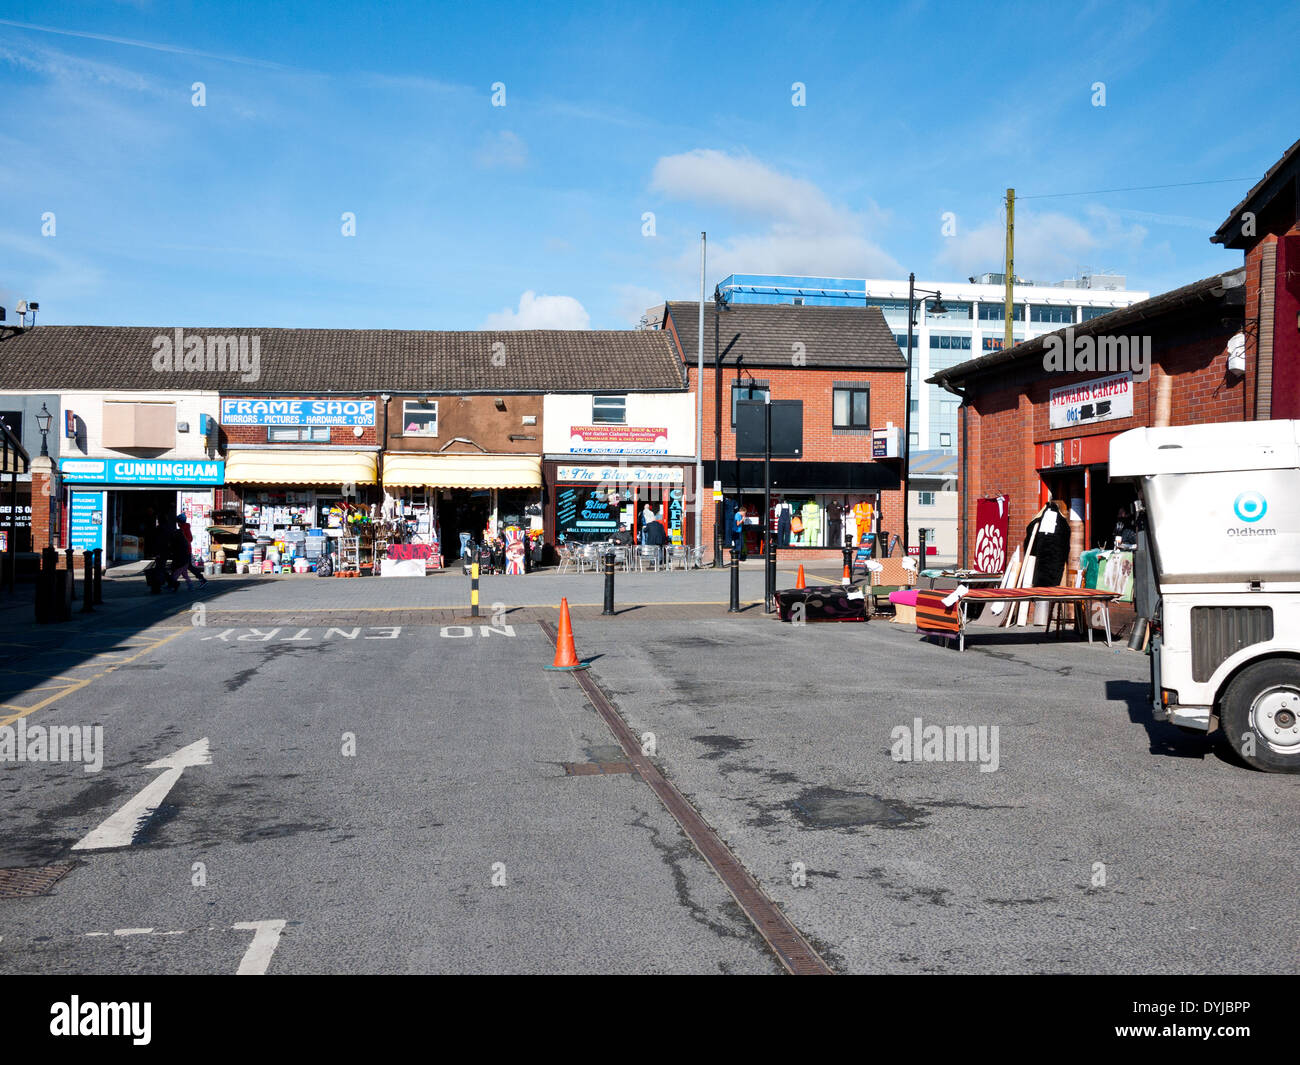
left=80, top=552, right=94, bottom=613
left=93, top=548, right=103, bottom=604
left=64, top=548, right=75, bottom=603
left=842, top=544, right=853, bottom=579
left=728, top=548, right=741, bottom=613
left=602, top=551, right=615, bottom=616
left=917, top=527, right=927, bottom=569
left=35, top=546, right=55, bottom=624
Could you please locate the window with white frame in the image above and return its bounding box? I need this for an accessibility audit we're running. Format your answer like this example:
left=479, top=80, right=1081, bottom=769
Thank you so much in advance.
left=917, top=491, right=936, bottom=506
left=268, top=425, right=330, bottom=443
left=592, top=395, right=626, bottom=424
left=402, top=401, right=438, bottom=436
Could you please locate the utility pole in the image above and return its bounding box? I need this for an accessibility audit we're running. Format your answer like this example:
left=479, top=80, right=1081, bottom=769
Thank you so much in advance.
left=1004, top=188, right=1015, bottom=350
left=695, top=232, right=705, bottom=557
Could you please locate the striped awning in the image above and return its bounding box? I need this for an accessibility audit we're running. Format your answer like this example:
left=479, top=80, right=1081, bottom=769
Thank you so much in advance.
left=382, top=452, right=541, bottom=489
left=224, top=450, right=378, bottom=485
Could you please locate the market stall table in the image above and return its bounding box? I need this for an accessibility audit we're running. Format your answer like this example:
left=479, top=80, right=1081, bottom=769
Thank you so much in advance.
left=915, top=586, right=1119, bottom=652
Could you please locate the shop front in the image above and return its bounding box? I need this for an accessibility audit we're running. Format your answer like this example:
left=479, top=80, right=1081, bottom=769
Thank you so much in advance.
left=381, top=451, right=543, bottom=568
left=546, top=461, right=693, bottom=546
left=223, top=449, right=379, bottom=572
left=705, top=459, right=901, bottom=555
left=56, top=456, right=226, bottom=565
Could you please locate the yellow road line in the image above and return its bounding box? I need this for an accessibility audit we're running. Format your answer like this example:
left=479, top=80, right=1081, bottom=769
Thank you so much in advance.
left=0, top=628, right=187, bottom=728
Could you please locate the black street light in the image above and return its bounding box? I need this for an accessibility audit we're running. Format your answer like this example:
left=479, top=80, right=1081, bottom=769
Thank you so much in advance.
left=36, top=403, right=53, bottom=457
left=903, top=273, right=945, bottom=558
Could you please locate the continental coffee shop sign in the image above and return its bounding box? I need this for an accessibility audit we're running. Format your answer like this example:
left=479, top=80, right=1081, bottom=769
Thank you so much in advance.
left=1049, top=372, right=1133, bottom=430
left=59, top=458, right=226, bottom=486
left=221, top=399, right=376, bottom=427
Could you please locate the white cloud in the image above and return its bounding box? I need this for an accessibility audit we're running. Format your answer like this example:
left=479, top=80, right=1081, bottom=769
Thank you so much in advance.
left=612, top=284, right=664, bottom=326
left=475, top=130, right=528, bottom=170
left=934, top=208, right=1149, bottom=282
left=650, top=148, right=899, bottom=278
left=483, top=291, right=590, bottom=330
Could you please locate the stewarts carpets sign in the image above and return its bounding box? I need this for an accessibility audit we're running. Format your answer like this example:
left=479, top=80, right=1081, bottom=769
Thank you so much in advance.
left=221, top=399, right=376, bottom=427
left=59, top=458, right=226, bottom=486
left=1049, top=372, right=1133, bottom=430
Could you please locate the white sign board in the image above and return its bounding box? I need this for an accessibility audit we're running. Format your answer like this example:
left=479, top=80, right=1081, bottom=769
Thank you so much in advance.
left=1049, top=373, right=1133, bottom=430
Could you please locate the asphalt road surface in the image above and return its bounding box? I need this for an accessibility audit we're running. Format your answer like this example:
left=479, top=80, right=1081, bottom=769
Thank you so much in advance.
left=1, top=568, right=1295, bottom=974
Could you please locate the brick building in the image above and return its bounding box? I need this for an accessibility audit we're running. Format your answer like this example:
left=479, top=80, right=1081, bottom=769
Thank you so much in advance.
left=1210, top=136, right=1300, bottom=421
left=660, top=301, right=907, bottom=560
left=931, top=139, right=1300, bottom=576
left=931, top=271, right=1247, bottom=575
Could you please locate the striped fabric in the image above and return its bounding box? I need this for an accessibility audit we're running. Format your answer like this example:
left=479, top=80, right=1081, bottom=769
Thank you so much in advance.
left=963, top=587, right=1118, bottom=601
left=914, top=591, right=960, bottom=634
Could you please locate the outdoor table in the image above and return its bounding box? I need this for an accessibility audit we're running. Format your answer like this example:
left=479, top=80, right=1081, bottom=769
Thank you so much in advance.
left=921, top=568, right=1005, bottom=590
left=915, top=586, right=1118, bottom=652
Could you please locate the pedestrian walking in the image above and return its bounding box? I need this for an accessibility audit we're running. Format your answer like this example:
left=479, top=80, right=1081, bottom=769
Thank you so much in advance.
left=167, top=517, right=195, bottom=590
left=176, top=514, right=208, bottom=586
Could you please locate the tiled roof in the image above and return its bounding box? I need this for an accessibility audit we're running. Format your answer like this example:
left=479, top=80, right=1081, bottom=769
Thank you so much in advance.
left=928, top=269, right=1245, bottom=388
left=1212, top=137, right=1300, bottom=248
left=663, top=301, right=906, bottom=370
left=0, top=326, right=686, bottom=393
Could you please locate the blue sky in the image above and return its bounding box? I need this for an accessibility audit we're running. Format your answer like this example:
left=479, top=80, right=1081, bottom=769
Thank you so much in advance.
left=2, top=0, right=1297, bottom=330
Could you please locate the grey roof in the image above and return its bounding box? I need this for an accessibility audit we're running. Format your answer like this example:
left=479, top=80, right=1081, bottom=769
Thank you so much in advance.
left=1212, top=137, right=1300, bottom=248
left=663, top=301, right=906, bottom=370
left=0, top=326, right=686, bottom=393
left=928, top=269, right=1246, bottom=389
left=909, top=449, right=958, bottom=478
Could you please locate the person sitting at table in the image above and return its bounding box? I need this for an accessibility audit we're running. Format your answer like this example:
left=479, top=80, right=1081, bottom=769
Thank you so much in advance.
left=612, top=523, right=633, bottom=546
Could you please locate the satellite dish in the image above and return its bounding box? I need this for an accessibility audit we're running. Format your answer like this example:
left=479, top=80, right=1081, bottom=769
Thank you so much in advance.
left=15, top=300, right=27, bottom=314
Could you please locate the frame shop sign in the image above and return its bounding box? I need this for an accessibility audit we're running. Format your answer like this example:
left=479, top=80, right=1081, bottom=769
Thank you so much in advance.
left=1049, top=373, right=1133, bottom=430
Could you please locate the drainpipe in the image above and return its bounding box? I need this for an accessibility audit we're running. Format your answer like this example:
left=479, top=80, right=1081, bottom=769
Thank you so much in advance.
left=380, top=393, right=391, bottom=494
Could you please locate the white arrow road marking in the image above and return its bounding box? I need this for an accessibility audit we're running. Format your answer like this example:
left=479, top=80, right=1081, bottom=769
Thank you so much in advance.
left=72, top=738, right=212, bottom=851
left=233, top=920, right=286, bottom=975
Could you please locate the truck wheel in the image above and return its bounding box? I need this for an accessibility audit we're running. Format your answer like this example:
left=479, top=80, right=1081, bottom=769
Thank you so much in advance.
left=1220, top=660, right=1300, bottom=773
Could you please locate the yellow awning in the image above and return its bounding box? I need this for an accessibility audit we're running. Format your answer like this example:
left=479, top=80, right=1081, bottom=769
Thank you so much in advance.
left=382, top=452, right=541, bottom=489
left=225, top=450, right=378, bottom=485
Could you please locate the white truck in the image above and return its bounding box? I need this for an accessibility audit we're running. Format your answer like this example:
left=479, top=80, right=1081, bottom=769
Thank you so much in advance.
left=1110, top=420, right=1300, bottom=772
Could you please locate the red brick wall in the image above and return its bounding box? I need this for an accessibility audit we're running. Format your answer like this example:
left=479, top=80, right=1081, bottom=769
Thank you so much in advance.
left=685, top=363, right=907, bottom=553
left=960, top=326, right=1243, bottom=567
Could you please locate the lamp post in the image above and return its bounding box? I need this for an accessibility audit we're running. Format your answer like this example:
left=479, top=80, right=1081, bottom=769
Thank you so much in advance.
left=903, top=274, right=946, bottom=559
left=36, top=403, right=52, bottom=457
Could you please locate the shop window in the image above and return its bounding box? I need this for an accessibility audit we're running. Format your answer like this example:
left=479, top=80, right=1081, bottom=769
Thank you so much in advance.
left=268, top=426, right=331, bottom=443
left=592, top=395, right=626, bottom=425
left=731, top=382, right=769, bottom=426
left=917, top=491, right=936, bottom=506
left=402, top=401, right=438, bottom=437
left=832, top=387, right=870, bottom=430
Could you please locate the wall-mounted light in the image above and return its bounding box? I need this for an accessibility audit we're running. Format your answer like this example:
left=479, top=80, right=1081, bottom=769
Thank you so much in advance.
left=1226, top=332, right=1246, bottom=376
left=494, top=398, right=507, bottom=411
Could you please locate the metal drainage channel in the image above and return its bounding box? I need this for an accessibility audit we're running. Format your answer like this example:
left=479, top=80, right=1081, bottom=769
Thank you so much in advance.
left=0, top=864, right=77, bottom=899
left=539, top=620, right=831, bottom=976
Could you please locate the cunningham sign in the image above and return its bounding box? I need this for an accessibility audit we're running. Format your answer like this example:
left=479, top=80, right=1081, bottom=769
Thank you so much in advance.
left=59, top=458, right=225, bottom=486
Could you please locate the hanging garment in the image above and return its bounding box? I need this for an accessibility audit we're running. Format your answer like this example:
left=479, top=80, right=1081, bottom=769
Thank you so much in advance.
left=800, top=501, right=821, bottom=546
left=777, top=502, right=792, bottom=547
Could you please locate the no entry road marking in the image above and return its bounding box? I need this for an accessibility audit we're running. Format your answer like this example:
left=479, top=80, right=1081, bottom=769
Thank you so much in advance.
left=72, top=738, right=212, bottom=851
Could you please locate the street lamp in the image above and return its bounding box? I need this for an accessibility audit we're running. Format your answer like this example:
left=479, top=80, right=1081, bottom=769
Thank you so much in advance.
left=903, top=274, right=946, bottom=558
left=36, top=403, right=53, bottom=457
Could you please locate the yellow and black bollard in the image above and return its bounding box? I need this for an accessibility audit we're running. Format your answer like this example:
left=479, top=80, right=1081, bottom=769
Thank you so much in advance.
left=470, top=560, right=480, bottom=618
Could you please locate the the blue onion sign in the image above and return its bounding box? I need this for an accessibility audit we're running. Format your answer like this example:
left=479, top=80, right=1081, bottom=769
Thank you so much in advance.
left=1233, top=491, right=1267, bottom=523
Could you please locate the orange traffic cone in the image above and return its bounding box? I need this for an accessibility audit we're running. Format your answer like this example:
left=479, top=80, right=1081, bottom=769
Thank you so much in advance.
left=841, top=561, right=852, bottom=586
left=795, top=564, right=806, bottom=589
left=545, top=597, right=589, bottom=671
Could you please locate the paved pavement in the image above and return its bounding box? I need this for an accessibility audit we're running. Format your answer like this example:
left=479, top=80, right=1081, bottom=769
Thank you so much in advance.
left=0, top=568, right=1295, bottom=974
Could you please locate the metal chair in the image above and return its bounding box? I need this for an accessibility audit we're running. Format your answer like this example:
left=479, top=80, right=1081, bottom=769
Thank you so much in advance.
left=688, top=546, right=707, bottom=570
left=666, top=545, right=689, bottom=571
left=634, top=546, right=660, bottom=572
left=556, top=543, right=579, bottom=574
left=579, top=544, right=602, bottom=573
